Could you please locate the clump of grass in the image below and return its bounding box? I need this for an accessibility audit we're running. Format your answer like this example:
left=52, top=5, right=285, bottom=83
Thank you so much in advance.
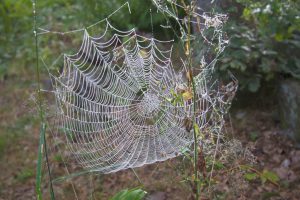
left=17, top=168, right=34, bottom=182
left=54, top=154, right=63, bottom=163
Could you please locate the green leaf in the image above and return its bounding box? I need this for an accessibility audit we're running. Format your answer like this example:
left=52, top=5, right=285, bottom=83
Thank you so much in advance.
left=249, top=131, right=259, bottom=141
left=274, top=33, right=284, bottom=41
left=261, top=170, right=279, bottom=184
left=193, top=123, right=200, bottom=138
left=110, top=188, right=146, bottom=200
left=214, top=161, right=225, bottom=170
left=244, top=173, right=257, bottom=181
left=242, top=8, right=252, bottom=20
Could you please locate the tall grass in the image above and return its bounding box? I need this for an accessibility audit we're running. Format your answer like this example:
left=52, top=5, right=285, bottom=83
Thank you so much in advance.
left=33, top=0, right=55, bottom=199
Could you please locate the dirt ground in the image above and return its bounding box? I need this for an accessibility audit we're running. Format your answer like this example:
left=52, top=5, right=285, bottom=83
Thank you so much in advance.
left=0, top=77, right=300, bottom=200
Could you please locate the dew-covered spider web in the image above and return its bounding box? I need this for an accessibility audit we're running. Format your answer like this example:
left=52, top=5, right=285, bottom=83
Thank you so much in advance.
left=39, top=1, right=237, bottom=177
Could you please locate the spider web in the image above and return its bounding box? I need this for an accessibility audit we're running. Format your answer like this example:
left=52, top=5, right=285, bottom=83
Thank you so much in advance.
left=41, top=2, right=237, bottom=175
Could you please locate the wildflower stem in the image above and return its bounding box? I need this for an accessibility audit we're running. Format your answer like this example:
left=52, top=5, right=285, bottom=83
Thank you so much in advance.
left=185, top=1, right=200, bottom=199
left=33, top=0, right=55, bottom=199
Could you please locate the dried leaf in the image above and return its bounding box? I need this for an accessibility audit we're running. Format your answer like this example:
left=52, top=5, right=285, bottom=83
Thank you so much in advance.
left=182, top=90, right=193, bottom=101
left=185, top=42, right=190, bottom=56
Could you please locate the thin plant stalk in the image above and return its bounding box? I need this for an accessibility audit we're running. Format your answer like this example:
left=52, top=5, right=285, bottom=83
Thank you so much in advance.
left=32, top=0, right=55, bottom=199
left=131, top=168, right=143, bottom=186
left=184, top=1, right=200, bottom=199
left=36, top=123, right=45, bottom=200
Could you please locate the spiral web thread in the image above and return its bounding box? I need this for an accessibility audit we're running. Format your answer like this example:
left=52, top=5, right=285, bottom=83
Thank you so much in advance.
left=42, top=2, right=237, bottom=174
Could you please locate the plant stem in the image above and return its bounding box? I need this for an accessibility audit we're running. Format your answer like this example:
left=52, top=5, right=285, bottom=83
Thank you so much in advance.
left=33, top=1, right=55, bottom=199
left=131, top=168, right=143, bottom=186
left=185, top=1, right=200, bottom=199
left=33, top=2, right=42, bottom=120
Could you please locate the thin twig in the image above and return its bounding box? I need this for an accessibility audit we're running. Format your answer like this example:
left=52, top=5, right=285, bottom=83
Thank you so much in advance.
left=131, top=168, right=143, bottom=186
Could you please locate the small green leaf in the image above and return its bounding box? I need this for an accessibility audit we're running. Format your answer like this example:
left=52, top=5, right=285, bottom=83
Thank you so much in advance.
left=110, top=188, right=146, bottom=200
left=274, top=33, right=284, bottom=41
left=249, top=131, right=259, bottom=141
left=180, top=147, right=190, bottom=154
left=193, top=123, right=200, bottom=138
left=261, top=170, right=279, bottom=184
left=244, top=173, right=257, bottom=181
left=242, top=8, right=252, bottom=20
left=214, top=161, right=225, bottom=170
left=166, top=98, right=172, bottom=102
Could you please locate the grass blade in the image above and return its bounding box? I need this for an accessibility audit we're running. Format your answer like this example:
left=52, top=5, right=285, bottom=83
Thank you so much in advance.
left=36, top=123, right=46, bottom=200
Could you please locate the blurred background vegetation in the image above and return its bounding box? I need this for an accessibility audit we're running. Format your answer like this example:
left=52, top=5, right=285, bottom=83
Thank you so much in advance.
left=1, top=0, right=299, bottom=92
left=218, top=0, right=300, bottom=93
left=0, top=0, right=167, bottom=80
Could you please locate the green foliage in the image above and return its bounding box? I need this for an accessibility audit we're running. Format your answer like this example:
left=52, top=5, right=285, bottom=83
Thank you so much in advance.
left=1, top=0, right=298, bottom=92
left=260, top=169, right=279, bottom=184
left=0, top=0, right=33, bottom=80
left=218, top=0, right=300, bottom=92
left=0, top=0, right=167, bottom=80
left=110, top=188, right=146, bottom=200
left=244, top=172, right=257, bottom=181
left=249, top=131, right=259, bottom=141
left=242, top=165, right=280, bottom=185
left=53, top=154, right=63, bottom=163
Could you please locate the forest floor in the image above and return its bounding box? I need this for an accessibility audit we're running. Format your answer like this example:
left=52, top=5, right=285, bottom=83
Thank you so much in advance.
left=0, top=77, right=300, bottom=200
